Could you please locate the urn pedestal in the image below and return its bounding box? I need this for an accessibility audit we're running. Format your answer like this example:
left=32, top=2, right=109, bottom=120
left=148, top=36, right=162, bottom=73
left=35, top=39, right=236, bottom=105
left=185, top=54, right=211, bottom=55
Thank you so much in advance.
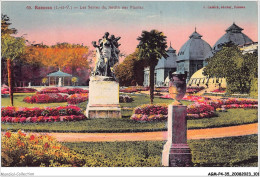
left=86, top=76, right=121, bottom=118
left=162, top=72, right=192, bottom=167
left=162, top=105, right=192, bottom=167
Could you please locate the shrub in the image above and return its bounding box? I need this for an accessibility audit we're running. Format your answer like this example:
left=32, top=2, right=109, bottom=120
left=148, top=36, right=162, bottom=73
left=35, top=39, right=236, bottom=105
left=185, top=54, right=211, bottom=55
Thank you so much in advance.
left=1, top=130, right=87, bottom=167
left=250, top=78, right=258, bottom=97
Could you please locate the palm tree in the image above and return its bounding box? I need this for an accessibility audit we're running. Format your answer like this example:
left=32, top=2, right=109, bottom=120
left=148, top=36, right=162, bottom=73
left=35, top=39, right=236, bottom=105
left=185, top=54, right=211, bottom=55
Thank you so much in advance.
left=137, top=30, right=168, bottom=104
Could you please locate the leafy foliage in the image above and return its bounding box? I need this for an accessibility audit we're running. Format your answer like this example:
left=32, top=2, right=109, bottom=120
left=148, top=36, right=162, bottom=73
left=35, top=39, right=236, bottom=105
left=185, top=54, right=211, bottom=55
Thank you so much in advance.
left=1, top=34, right=26, bottom=60
left=250, top=78, right=258, bottom=97
left=1, top=14, right=17, bottom=35
left=1, top=15, right=26, bottom=106
left=204, top=44, right=258, bottom=94
left=114, top=49, right=145, bottom=86
left=21, top=43, right=91, bottom=85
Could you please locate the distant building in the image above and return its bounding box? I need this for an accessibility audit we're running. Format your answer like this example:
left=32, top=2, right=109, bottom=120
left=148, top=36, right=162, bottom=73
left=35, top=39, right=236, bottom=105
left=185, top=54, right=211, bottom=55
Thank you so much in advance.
left=143, top=23, right=257, bottom=87
left=143, top=44, right=177, bottom=87
left=239, top=42, right=258, bottom=54
left=187, top=67, right=227, bottom=89
left=176, top=29, right=213, bottom=80
left=213, top=23, right=254, bottom=52
left=47, top=69, right=73, bottom=86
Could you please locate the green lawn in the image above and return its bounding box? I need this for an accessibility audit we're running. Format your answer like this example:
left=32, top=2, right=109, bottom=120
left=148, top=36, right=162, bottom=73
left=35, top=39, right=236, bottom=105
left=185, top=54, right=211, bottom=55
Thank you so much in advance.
left=188, top=109, right=258, bottom=129
left=62, top=135, right=258, bottom=167
left=1, top=93, right=258, bottom=132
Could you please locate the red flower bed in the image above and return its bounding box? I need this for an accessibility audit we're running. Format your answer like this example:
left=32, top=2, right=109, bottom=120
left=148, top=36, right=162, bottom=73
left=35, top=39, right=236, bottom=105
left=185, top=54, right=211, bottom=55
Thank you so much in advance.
left=67, top=93, right=88, bottom=104
left=37, top=87, right=59, bottom=94
left=23, top=93, right=68, bottom=103
left=160, top=95, right=211, bottom=102
left=186, top=86, right=205, bottom=94
left=134, top=104, right=168, bottom=115
left=1, top=115, right=86, bottom=123
left=1, top=106, right=86, bottom=123
left=130, top=103, right=216, bottom=121
left=1, top=87, right=37, bottom=94
left=120, top=86, right=149, bottom=93
left=24, top=92, right=88, bottom=104
left=130, top=96, right=258, bottom=122
left=120, top=88, right=138, bottom=93
left=155, top=87, right=168, bottom=92
left=211, top=87, right=226, bottom=93
left=37, top=87, right=88, bottom=94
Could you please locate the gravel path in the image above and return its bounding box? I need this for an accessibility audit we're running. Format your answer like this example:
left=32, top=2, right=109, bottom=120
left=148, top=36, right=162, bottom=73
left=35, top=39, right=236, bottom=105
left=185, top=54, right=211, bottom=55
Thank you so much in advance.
left=35, top=123, right=258, bottom=142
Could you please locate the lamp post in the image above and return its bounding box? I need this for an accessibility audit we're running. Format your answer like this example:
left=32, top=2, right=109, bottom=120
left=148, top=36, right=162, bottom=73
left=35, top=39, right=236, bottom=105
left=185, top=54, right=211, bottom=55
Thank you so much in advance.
left=162, top=72, right=192, bottom=167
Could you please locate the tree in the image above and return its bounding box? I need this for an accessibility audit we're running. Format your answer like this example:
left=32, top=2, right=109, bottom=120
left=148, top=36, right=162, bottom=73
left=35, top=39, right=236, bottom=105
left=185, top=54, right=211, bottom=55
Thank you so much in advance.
left=1, top=14, right=17, bottom=35
left=22, top=43, right=91, bottom=85
left=203, top=44, right=258, bottom=94
left=114, top=49, right=144, bottom=86
left=137, top=30, right=168, bottom=104
left=1, top=34, right=26, bottom=105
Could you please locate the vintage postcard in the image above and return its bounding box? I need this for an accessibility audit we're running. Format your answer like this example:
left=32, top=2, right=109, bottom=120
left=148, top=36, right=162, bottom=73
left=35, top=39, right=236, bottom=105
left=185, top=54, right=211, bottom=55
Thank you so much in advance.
left=1, top=0, right=259, bottom=176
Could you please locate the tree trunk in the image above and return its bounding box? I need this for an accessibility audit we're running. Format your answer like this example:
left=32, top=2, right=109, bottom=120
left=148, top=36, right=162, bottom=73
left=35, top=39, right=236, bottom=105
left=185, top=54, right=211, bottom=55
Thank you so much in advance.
left=149, top=64, right=155, bottom=104
left=7, top=58, right=14, bottom=106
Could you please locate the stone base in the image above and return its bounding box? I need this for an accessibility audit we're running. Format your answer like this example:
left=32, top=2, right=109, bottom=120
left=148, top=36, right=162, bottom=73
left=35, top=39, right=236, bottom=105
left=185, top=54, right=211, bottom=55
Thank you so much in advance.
left=162, top=143, right=192, bottom=167
left=162, top=105, right=192, bottom=167
left=86, top=76, right=121, bottom=118
left=86, top=104, right=121, bottom=118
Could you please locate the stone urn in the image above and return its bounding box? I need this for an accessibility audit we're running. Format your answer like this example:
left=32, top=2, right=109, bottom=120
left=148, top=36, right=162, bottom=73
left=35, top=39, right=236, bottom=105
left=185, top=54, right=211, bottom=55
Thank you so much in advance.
left=168, top=72, right=187, bottom=105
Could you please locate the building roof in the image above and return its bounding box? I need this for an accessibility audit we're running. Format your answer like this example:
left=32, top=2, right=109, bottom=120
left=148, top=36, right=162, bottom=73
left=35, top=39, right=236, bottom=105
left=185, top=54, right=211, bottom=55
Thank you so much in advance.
left=177, top=29, right=213, bottom=61
left=155, top=44, right=177, bottom=69
left=213, top=23, right=254, bottom=52
left=47, top=69, right=72, bottom=77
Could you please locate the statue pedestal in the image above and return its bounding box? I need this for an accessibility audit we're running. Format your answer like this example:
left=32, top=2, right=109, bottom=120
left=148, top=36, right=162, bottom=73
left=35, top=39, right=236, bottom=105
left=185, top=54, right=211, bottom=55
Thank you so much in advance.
left=86, top=76, right=121, bottom=118
left=162, top=105, right=192, bottom=167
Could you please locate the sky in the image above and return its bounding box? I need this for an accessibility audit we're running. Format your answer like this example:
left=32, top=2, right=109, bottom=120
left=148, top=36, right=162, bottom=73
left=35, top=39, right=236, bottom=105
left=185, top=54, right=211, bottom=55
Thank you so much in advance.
left=1, top=1, right=258, bottom=60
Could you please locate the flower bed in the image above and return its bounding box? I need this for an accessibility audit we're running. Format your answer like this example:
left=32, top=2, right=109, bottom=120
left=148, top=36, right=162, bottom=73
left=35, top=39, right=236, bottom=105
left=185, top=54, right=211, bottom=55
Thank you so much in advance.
left=67, top=93, right=88, bottom=104
left=211, top=87, right=226, bottom=93
left=130, top=96, right=258, bottom=122
left=120, top=86, right=149, bottom=93
left=155, top=87, right=168, bottom=92
left=161, top=94, right=211, bottom=102
left=131, top=104, right=168, bottom=122
left=130, top=103, right=216, bottom=121
left=2, top=130, right=87, bottom=167
left=1, top=106, right=86, bottom=123
left=37, top=87, right=88, bottom=94
left=186, top=86, right=205, bottom=94
left=187, top=102, right=216, bottom=119
left=23, top=93, right=68, bottom=103
left=205, top=98, right=258, bottom=110
left=1, top=87, right=37, bottom=94
left=23, top=93, right=88, bottom=104
left=119, top=95, right=134, bottom=103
